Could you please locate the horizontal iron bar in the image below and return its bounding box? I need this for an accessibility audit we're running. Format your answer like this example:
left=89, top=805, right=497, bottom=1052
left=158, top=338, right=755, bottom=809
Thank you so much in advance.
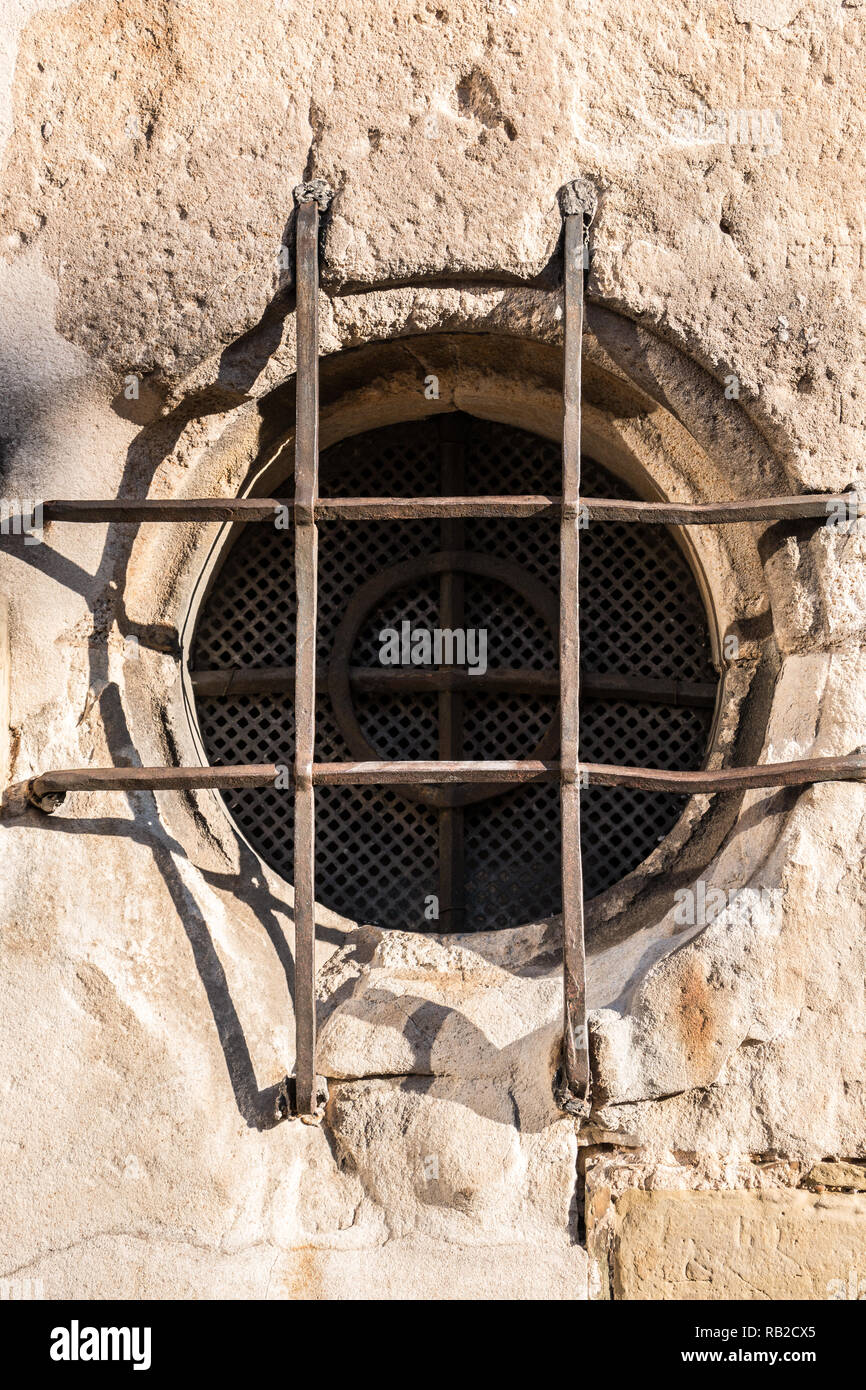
left=309, top=755, right=866, bottom=788
left=331, top=495, right=851, bottom=524
left=581, top=496, right=851, bottom=524
left=189, top=665, right=718, bottom=707
left=313, top=760, right=557, bottom=784
left=38, top=494, right=852, bottom=525
left=26, top=753, right=866, bottom=802
left=316, top=496, right=558, bottom=519
left=43, top=499, right=287, bottom=523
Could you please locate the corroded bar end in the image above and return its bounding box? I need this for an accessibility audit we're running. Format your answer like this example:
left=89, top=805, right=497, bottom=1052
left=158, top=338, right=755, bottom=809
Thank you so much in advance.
left=558, top=178, right=598, bottom=223
left=293, top=179, right=336, bottom=211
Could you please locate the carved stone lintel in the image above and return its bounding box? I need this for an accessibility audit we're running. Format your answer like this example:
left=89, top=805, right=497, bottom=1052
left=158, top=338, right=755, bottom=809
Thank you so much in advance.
left=293, top=179, right=336, bottom=212
left=558, top=178, right=598, bottom=224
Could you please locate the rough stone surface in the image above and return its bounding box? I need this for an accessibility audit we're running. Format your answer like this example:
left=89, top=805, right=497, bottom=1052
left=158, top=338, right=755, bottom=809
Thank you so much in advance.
left=804, top=1162, right=866, bottom=1193
left=605, top=1189, right=866, bottom=1301
left=318, top=923, right=563, bottom=1107
left=0, top=2, right=864, bottom=1299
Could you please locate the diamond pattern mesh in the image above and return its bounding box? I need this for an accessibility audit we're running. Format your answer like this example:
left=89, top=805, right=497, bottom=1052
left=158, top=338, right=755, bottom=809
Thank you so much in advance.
left=193, top=416, right=716, bottom=930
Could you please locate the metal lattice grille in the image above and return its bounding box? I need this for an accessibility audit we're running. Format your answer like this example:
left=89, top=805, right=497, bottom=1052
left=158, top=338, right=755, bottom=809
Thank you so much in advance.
left=192, top=417, right=716, bottom=930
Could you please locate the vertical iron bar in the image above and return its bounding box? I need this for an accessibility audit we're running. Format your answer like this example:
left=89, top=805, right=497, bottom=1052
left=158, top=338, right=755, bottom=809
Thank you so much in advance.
left=561, top=204, right=591, bottom=1115
left=437, top=414, right=466, bottom=932
left=293, top=194, right=322, bottom=1115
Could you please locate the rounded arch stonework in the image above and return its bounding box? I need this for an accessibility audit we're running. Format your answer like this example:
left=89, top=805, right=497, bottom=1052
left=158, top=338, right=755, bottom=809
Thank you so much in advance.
left=121, top=305, right=780, bottom=952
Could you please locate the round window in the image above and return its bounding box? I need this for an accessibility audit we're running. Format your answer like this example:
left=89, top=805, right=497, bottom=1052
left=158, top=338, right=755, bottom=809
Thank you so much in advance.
left=191, top=415, right=717, bottom=931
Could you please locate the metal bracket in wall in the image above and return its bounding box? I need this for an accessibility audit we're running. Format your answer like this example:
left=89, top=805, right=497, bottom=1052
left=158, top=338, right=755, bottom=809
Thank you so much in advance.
left=275, top=1074, right=330, bottom=1125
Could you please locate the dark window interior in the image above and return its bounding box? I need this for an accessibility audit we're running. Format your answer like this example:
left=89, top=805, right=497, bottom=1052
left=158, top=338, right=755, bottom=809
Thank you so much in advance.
left=192, top=415, right=717, bottom=931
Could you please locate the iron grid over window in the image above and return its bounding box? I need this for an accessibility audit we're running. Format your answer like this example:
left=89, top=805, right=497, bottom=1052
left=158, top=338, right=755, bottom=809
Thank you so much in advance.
left=22, top=179, right=866, bottom=1118
left=192, top=417, right=717, bottom=930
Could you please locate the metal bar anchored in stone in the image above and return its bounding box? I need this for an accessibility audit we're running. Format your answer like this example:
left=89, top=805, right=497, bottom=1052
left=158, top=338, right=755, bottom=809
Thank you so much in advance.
left=25, top=751, right=866, bottom=806
left=39, top=493, right=855, bottom=525
left=291, top=181, right=331, bottom=1119
left=560, top=182, right=592, bottom=1120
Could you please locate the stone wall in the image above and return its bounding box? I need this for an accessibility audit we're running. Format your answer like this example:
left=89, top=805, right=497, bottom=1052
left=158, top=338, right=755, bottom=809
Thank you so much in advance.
left=0, top=0, right=864, bottom=1299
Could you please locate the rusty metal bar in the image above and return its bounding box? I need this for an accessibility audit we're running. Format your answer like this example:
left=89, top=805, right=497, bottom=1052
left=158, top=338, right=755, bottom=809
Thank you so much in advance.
left=26, top=752, right=866, bottom=803
left=437, top=416, right=467, bottom=931
left=41, top=499, right=290, bottom=523
left=28, top=765, right=283, bottom=796
left=334, top=755, right=866, bottom=791
left=318, top=495, right=855, bottom=523
left=577, top=496, right=852, bottom=525
left=317, top=496, right=559, bottom=519
left=314, top=760, right=559, bottom=785
left=189, top=665, right=718, bottom=706
left=38, top=493, right=853, bottom=525
left=576, top=755, right=866, bottom=790
left=560, top=199, right=590, bottom=1116
left=292, top=189, right=324, bottom=1117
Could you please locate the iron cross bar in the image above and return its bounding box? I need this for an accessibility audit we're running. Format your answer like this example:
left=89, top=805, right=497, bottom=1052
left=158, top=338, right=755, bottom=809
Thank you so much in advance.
left=39, top=494, right=853, bottom=524
left=27, top=754, right=866, bottom=802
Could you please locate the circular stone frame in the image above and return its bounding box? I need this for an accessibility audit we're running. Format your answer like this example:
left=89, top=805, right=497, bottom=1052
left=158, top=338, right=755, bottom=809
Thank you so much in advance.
left=121, top=307, right=780, bottom=945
